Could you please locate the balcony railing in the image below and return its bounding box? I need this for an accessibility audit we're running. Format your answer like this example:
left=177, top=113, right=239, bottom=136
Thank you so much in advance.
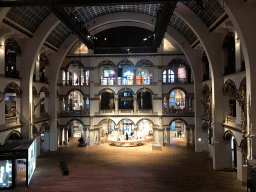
left=100, top=77, right=152, bottom=86
left=163, top=78, right=191, bottom=84
left=58, top=80, right=89, bottom=86
left=58, top=110, right=90, bottom=117
left=163, top=108, right=194, bottom=116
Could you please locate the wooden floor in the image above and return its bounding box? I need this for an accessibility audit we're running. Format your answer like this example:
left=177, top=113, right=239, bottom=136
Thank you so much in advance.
left=11, top=136, right=247, bottom=192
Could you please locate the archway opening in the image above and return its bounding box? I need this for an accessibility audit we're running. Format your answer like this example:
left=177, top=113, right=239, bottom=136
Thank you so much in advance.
left=68, top=90, right=84, bottom=111
left=68, top=120, right=84, bottom=138
left=137, top=91, right=152, bottom=109
left=137, top=120, right=153, bottom=140
left=5, top=88, right=16, bottom=118
left=169, top=89, right=185, bottom=112
left=101, top=91, right=115, bottom=110
left=119, top=90, right=133, bottom=109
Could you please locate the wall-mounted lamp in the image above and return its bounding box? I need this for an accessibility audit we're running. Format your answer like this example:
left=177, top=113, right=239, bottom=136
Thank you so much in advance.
left=0, top=44, right=4, bottom=50
left=235, top=38, right=240, bottom=44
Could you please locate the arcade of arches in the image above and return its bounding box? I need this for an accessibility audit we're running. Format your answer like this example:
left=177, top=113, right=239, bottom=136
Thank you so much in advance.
left=0, top=0, right=255, bottom=189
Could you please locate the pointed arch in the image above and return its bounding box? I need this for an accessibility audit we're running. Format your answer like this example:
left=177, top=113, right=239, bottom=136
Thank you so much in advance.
left=40, top=86, right=49, bottom=98
left=4, top=82, right=22, bottom=97
left=223, top=79, right=237, bottom=94
left=66, top=88, right=85, bottom=97
left=117, top=59, right=134, bottom=67
left=66, top=60, right=84, bottom=68
left=5, top=38, right=21, bottom=56
left=66, top=118, right=85, bottom=126
left=4, top=130, right=22, bottom=144
left=239, top=77, right=246, bottom=92
left=32, top=86, right=38, bottom=96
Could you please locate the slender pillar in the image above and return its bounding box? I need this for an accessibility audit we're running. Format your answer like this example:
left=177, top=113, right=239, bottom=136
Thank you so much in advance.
left=166, top=96, right=170, bottom=113
left=166, top=127, right=171, bottom=146
left=44, top=127, right=50, bottom=151
left=134, top=125, right=138, bottom=140
left=153, top=127, right=158, bottom=144
left=89, top=128, right=94, bottom=145
left=115, top=94, right=118, bottom=113
left=115, top=125, right=120, bottom=140
left=59, top=127, right=63, bottom=145
left=134, top=95, right=137, bottom=114
left=158, top=128, right=164, bottom=146
left=186, top=127, right=190, bottom=146
left=64, top=127, right=68, bottom=145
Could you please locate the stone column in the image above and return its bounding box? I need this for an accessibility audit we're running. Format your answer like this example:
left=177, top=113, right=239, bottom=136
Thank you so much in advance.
left=64, top=127, right=68, bottom=145
left=134, top=95, right=137, bottom=114
left=59, top=127, right=63, bottom=145
left=114, top=94, right=118, bottom=113
left=166, top=127, right=171, bottom=146
left=166, top=96, right=170, bottom=113
left=158, top=128, right=164, bottom=146
left=236, top=146, right=247, bottom=183
left=186, top=127, right=190, bottom=146
left=44, top=127, right=50, bottom=151
left=89, top=128, right=94, bottom=145
left=115, top=125, right=120, bottom=140
left=153, top=128, right=158, bottom=144
left=134, top=125, right=138, bottom=140
left=65, top=96, right=69, bottom=112
left=35, top=59, right=40, bottom=81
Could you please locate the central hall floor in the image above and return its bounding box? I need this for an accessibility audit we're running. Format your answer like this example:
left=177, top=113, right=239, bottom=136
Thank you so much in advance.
left=12, top=136, right=247, bottom=192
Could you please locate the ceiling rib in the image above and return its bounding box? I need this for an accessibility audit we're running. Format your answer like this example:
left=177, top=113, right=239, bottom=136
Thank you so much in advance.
left=153, top=1, right=177, bottom=48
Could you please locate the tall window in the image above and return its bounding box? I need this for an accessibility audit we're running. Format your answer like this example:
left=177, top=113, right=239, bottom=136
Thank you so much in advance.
left=169, top=89, right=185, bottom=109
left=163, top=69, right=174, bottom=83
left=101, top=66, right=115, bottom=85
left=5, top=38, right=21, bottom=78
left=68, top=90, right=84, bottom=111
left=85, top=70, right=89, bottom=85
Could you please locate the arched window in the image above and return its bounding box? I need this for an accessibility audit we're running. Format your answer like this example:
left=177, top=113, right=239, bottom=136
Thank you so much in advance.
left=5, top=88, right=16, bottom=117
left=100, top=63, right=115, bottom=85
left=117, top=60, right=134, bottom=85
left=135, top=59, right=153, bottom=85
left=66, top=61, right=85, bottom=86
left=5, top=38, right=21, bottom=78
left=68, top=90, right=84, bottom=111
left=164, top=59, right=189, bottom=84
left=223, top=32, right=236, bottom=75
left=101, top=91, right=115, bottom=110
left=119, top=91, right=133, bottom=109
left=169, top=89, right=185, bottom=110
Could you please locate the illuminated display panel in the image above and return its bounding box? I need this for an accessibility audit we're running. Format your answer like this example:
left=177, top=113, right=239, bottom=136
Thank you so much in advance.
left=27, top=139, right=36, bottom=185
left=0, top=160, right=12, bottom=188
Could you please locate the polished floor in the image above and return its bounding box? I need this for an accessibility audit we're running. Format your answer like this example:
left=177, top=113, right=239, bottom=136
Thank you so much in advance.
left=12, top=136, right=246, bottom=192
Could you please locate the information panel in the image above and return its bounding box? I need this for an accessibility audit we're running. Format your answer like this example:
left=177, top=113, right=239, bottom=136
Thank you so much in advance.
left=0, top=160, right=12, bottom=188
left=27, top=139, right=36, bottom=185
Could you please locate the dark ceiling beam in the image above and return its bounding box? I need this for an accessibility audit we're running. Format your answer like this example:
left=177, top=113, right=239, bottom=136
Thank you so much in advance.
left=153, top=1, right=177, bottom=48
left=49, top=5, right=94, bottom=49
left=0, top=0, right=192, bottom=7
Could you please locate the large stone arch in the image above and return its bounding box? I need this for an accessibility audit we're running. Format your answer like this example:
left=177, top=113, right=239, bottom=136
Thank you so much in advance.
left=168, top=86, right=188, bottom=96
left=117, top=88, right=135, bottom=96
left=4, top=82, right=22, bottom=97
left=40, top=86, right=49, bottom=98
left=65, top=88, right=85, bottom=97
left=98, top=118, right=116, bottom=126
left=136, top=118, right=155, bottom=126
left=98, top=60, right=116, bottom=67
left=98, top=88, right=116, bottom=96
left=223, top=79, right=237, bottom=95
left=4, top=130, right=22, bottom=144
left=66, top=118, right=85, bottom=126
left=169, top=118, right=189, bottom=127
left=136, top=87, right=154, bottom=96
left=117, top=118, right=135, bottom=126
left=66, top=60, right=84, bottom=68
left=135, top=59, right=154, bottom=67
